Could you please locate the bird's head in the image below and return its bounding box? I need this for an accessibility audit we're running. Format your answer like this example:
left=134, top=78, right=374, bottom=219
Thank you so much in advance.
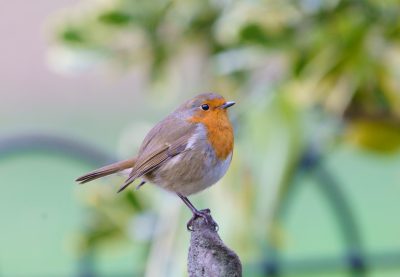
left=177, top=93, right=235, bottom=122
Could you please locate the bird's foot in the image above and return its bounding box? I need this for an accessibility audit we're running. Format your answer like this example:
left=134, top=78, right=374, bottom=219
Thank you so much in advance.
left=187, top=208, right=218, bottom=232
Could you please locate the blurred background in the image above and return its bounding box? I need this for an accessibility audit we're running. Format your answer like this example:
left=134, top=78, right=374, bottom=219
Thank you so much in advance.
left=1, top=0, right=400, bottom=276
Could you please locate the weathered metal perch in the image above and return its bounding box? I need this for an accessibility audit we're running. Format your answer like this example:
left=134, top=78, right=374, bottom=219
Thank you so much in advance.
left=188, top=212, right=242, bottom=277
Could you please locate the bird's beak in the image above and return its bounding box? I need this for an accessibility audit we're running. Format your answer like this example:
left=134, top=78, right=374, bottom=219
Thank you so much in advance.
left=220, top=101, right=235, bottom=109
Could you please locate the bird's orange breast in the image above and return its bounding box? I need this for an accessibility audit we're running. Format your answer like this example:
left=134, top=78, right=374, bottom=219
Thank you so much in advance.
left=188, top=110, right=234, bottom=160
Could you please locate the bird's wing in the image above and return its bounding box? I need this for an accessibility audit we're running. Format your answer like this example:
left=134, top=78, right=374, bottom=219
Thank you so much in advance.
left=117, top=122, right=197, bottom=192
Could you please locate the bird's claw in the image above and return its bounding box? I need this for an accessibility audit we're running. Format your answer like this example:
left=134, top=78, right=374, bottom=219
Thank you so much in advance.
left=186, top=209, right=218, bottom=232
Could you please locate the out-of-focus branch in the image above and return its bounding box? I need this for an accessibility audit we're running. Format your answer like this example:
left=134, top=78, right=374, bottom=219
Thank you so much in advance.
left=188, top=213, right=242, bottom=277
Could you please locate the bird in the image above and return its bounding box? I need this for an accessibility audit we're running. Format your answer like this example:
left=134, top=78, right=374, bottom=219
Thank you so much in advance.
left=76, top=93, right=235, bottom=230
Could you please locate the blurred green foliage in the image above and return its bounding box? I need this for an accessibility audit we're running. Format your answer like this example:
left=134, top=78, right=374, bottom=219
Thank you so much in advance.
left=53, top=0, right=400, bottom=130
left=49, top=0, right=400, bottom=275
left=52, top=0, right=400, bottom=152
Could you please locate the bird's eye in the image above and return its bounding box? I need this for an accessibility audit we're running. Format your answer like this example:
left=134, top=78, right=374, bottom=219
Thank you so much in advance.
left=201, top=104, right=209, bottom=111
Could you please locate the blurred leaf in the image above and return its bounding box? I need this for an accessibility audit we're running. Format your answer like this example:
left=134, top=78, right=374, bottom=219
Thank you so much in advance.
left=124, top=191, right=144, bottom=211
left=98, top=11, right=132, bottom=26
left=85, top=225, right=122, bottom=248
left=345, top=119, right=400, bottom=152
left=61, top=28, right=84, bottom=43
left=240, top=24, right=267, bottom=44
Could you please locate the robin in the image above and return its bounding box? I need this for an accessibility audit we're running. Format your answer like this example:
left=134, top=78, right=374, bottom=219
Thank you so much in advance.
left=76, top=93, right=235, bottom=230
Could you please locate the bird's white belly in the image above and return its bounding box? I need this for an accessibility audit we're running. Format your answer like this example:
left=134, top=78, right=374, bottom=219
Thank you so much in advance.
left=181, top=152, right=232, bottom=196
left=151, top=149, right=232, bottom=196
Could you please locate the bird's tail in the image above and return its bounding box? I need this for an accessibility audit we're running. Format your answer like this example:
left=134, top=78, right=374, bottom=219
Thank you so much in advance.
left=76, top=158, right=136, bottom=184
